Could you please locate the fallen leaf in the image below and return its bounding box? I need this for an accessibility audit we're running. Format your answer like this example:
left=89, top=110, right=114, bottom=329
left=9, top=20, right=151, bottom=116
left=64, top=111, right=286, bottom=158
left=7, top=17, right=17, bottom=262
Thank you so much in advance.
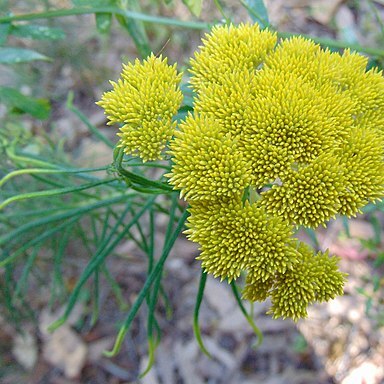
left=39, top=309, right=87, bottom=379
left=309, top=0, right=344, bottom=25
left=42, top=326, right=88, bottom=379
left=12, top=331, right=38, bottom=370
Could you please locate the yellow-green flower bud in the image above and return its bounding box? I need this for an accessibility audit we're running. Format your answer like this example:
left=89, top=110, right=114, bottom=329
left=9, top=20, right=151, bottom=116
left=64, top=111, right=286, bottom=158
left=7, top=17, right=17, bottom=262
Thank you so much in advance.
left=97, top=54, right=183, bottom=161
left=167, top=113, right=252, bottom=200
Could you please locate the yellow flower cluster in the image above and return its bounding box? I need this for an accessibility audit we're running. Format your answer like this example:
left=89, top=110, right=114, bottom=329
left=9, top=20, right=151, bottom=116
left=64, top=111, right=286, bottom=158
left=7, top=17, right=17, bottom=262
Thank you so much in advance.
left=98, top=24, right=384, bottom=320
left=167, top=24, right=383, bottom=320
left=97, top=54, right=183, bottom=161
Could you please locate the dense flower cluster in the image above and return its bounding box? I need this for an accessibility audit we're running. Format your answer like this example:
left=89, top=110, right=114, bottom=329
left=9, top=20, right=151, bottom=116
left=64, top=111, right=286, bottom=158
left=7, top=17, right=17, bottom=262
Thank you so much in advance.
left=99, top=23, right=384, bottom=320
left=168, top=23, right=383, bottom=320
left=97, top=54, right=183, bottom=161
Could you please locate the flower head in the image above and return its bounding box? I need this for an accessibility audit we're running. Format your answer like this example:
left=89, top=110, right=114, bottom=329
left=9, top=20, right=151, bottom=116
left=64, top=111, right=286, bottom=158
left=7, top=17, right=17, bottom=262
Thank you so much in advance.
left=186, top=199, right=296, bottom=282
left=167, top=113, right=252, bottom=200
left=190, top=23, right=276, bottom=91
left=97, top=54, right=183, bottom=161
left=194, top=70, right=257, bottom=137
left=336, top=126, right=384, bottom=216
left=268, top=244, right=346, bottom=320
left=243, top=243, right=346, bottom=321
left=165, top=24, right=384, bottom=320
left=260, top=154, right=346, bottom=228
left=99, top=24, right=384, bottom=321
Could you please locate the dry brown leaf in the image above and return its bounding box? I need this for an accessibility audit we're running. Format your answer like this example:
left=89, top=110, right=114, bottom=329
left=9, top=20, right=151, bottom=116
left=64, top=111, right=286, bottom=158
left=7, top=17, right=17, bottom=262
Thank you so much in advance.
left=39, top=309, right=87, bottom=379
left=12, top=331, right=38, bottom=370
left=310, top=0, right=344, bottom=25
left=42, top=326, right=87, bottom=379
left=335, top=5, right=359, bottom=43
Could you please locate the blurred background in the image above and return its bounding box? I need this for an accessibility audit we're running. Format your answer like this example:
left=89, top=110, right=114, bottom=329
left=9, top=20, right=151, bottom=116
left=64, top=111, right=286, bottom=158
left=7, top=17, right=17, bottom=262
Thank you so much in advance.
left=1, top=1, right=384, bottom=383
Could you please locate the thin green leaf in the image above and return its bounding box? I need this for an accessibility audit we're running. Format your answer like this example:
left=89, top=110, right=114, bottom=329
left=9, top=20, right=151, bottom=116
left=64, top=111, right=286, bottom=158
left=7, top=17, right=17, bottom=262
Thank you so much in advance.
left=277, top=31, right=384, bottom=58
left=50, top=226, right=72, bottom=306
left=0, top=22, right=11, bottom=45
left=193, top=270, right=211, bottom=357
left=341, top=216, right=351, bottom=238
left=91, top=267, right=100, bottom=326
left=241, top=0, right=270, bottom=28
left=115, top=0, right=151, bottom=58
left=72, top=0, right=112, bottom=6
left=96, top=12, right=112, bottom=34
left=104, top=209, right=188, bottom=357
left=101, top=265, right=129, bottom=311
left=231, top=282, right=263, bottom=346
left=0, top=86, right=51, bottom=119
left=182, top=0, right=203, bottom=17
left=10, top=24, right=66, bottom=40
left=0, top=179, right=116, bottom=211
left=48, top=196, right=156, bottom=332
left=212, top=0, right=231, bottom=23
left=141, top=198, right=178, bottom=376
left=2, top=265, right=20, bottom=325
left=369, top=215, right=381, bottom=245
left=0, top=7, right=210, bottom=31
left=13, top=246, right=40, bottom=300
left=0, top=47, right=50, bottom=63
left=0, top=193, right=132, bottom=247
left=139, top=338, right=156, bottom=378
left=0, top=216, right=80, bottom=268
left=0, top=166, right=108, bottom=188
left=303, top=227, right=320, bottom=250
left=66, top=92, right=115, bottom=148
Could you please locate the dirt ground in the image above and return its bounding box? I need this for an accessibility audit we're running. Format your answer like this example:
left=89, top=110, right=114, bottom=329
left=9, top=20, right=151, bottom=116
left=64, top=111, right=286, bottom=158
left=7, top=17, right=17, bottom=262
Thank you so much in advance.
left=2, top=1, right=384, bottom=383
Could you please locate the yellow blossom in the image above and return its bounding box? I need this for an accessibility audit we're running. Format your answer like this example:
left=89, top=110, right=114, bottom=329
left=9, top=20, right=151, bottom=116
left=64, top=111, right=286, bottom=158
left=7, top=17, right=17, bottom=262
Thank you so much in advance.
left=243, top=242, right=346, bottom=321
left=190, top=23, right=277, bottom=91
left=97, top=54, right=183, bottom=161
left=185, top=199, right=297, bottom=282
left=194, top=70, right=257, bottom=137
left=268, top=243, right=346, bottom=321
left=336, top=126, right=384, bottom=216
left=166, top=25, right=383, bottom=319
left=167, top=113, right=252, bottom=200
left=260, top=154, right=346, bottom=228
left=98, top=24, right=384, bottom=321
left=241, top=69, right=353, bottom=187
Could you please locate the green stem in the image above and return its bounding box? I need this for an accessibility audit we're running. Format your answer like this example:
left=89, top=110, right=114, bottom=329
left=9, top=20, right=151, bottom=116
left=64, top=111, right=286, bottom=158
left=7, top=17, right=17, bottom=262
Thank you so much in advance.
left=66, top=91, right=115, bottom=149
left=230, top=282, right=263, bottom=346
left=0, top=166, right=108, bottom=188
left=104, top=209, right=188, bottom=357
left=115, top=147, right=173, bottom=192
left=0, top=6, right=209, bottom=30
left=193, top=270, right=211, bottom=357
left=0, top=179, right=116, bottom=210
left=48, top=197, right=155, bottom=332
left=277, top=31, right=384, bottom=57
